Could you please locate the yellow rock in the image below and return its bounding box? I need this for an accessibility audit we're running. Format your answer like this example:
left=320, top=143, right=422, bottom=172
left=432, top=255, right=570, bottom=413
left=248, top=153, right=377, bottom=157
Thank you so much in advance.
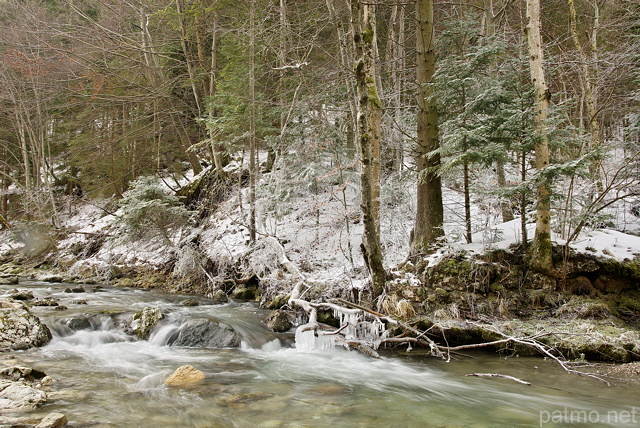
left=165, top=365, right=205, bottom=387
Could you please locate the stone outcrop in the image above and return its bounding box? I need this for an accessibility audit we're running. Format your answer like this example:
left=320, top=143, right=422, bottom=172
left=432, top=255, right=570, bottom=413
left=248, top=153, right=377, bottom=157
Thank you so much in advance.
left=0, top=299, right=52, bottom=351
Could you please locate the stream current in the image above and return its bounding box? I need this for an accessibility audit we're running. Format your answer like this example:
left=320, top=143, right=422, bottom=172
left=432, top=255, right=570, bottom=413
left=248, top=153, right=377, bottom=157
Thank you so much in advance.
left=2, top=280, right=639, bottom=427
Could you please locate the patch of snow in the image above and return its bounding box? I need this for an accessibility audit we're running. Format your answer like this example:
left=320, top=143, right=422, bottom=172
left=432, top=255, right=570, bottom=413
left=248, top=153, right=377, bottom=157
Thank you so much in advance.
left=569, top=229, right=640, bottom=261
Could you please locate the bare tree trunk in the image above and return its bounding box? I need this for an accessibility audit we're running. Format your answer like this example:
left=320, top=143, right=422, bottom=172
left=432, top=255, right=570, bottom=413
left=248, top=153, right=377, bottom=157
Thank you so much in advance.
left=176, top=0, right=202, bottom=117
left=525, top=0, right=554, bottom=273
left=568, top=0, right=601, bottom=190
left=411, top=0, right=444, bottom=255
left=351, top=0, right=385, bottom=298
left=248, top=0, right=257, bottom=242
left=326, top=0, right=357, bottom=156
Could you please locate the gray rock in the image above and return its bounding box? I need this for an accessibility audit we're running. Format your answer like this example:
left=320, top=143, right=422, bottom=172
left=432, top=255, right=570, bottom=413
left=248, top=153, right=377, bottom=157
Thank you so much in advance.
left=31, top=298, right=59, bottom=307
left=266, top=310, right=293, bottom=333
left=37, top=274, right=65, bottom=283
left=36, top=412, right=68, bottom=428
left=0, top=299, right=52, bottom=351
left=0, top=366, right=47, bottom=382
left=7, top=289, right=32, bottom=300
left=131, top=307, right=163, bottom=339
left=0, top=379, right=47, bottom=410
left=0, top=276, right=19, bottom=285
left=210, top=289, right=228, bottom=304
left=181, top=298, right=199, bottom=307
left=64, top=316, right=92, bottom=331
left=173, top=319, right=241, bottom=348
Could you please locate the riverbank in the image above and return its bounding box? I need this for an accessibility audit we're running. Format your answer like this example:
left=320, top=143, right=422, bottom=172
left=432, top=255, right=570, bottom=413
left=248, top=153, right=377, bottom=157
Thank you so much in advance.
left=1, top=176, right=639, bottom=366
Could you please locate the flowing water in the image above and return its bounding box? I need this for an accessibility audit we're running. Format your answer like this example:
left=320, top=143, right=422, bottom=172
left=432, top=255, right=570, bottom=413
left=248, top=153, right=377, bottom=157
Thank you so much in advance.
left=2, top=281, right=639, bottom=428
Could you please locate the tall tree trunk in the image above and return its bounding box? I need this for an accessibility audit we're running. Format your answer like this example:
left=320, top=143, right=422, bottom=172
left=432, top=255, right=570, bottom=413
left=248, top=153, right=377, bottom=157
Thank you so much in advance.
left=568, top=0, right=601, bottom=190
left=525, top=0, right=554, bottom=273
left=325, top=0, right=357, bottom=156
left=411, top=0, right=444, bottom=255
left=248, top=0, right=257, bottom=242
left=206, top=15, right=227, bottom=176
left=484, top=0, right=514, bottom=223
left=351, top=0, right=385, bottom=298
left=176, top=0, right=202, bottom=117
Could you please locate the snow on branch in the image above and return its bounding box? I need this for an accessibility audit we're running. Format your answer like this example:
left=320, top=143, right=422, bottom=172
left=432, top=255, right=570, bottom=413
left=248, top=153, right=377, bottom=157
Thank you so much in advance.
left=273, top=62, right=309, bottom=71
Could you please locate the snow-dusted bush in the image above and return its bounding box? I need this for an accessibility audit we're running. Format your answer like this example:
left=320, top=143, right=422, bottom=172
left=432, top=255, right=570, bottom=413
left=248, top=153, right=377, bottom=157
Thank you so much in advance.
left=115, top=176, right=192, bottom=243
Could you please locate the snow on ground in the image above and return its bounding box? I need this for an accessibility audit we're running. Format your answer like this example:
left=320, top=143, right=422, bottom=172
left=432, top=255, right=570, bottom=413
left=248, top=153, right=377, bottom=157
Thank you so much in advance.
left=569, top=229, right=640, bottom=260
left=1, top=166, right=638, bottom=286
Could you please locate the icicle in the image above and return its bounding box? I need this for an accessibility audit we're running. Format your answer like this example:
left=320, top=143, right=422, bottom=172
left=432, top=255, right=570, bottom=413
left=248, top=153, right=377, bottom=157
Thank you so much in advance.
left=316, top=332, right=336, bottom=351
left=295, top=329, right=316, bottom=352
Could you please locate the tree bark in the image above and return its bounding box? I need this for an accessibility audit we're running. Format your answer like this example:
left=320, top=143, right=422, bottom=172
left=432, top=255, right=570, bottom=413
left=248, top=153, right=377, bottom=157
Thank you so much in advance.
left=351, top=0, right=386, bottom=298
left=525, top=0, right=554, bottom=273
left=411, top=0, right=444, bottom=255
left=568, top=0, right=601, bottom=189
left=248, top=0, right=257, bottom=242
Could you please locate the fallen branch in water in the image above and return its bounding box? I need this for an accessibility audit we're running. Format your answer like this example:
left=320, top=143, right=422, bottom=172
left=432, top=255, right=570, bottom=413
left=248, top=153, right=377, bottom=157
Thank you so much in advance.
left=465, top=373, right=531, bottom=386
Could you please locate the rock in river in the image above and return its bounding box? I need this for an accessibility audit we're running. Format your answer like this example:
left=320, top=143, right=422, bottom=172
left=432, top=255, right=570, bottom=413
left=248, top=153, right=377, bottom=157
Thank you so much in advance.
left=172, top=319, right=241, bottom=348
left=36, top=412, right=68, bottom=428
left=0, top=379, right=47, bottom=410
left=165, top=365, right=205, bottom=387
left=131, top=307, right=163, bottom=339
left=0, top=299, right=52, bottom=351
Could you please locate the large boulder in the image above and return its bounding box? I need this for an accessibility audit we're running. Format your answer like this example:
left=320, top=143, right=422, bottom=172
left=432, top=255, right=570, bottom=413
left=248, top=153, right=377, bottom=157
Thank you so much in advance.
left=172, top=319, right=241, bottom=348
left=0, top=299, right=52, bottom=351
left=130, top=307, right=163, bottom=339
left=165, top=365, right=205, bottom=387
left=0, top=379, right=47, bottom=410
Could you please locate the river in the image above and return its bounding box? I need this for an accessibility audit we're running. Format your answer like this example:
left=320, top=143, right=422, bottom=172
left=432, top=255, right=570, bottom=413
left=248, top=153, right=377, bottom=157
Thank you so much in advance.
left=2, top=280, right=639, bottom=427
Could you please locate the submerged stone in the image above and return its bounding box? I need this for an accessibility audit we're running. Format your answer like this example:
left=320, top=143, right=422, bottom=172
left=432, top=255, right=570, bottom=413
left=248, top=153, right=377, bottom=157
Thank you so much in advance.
left=221, top=392, right=275, bottom=406
left=36, top=412, right=68, bottom=428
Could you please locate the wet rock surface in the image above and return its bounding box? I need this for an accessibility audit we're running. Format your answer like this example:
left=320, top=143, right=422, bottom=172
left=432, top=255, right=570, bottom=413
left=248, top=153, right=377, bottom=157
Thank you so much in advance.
left=172, top=319, right=241, bottom=348
left=165, top=365, right=205, bottom=387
